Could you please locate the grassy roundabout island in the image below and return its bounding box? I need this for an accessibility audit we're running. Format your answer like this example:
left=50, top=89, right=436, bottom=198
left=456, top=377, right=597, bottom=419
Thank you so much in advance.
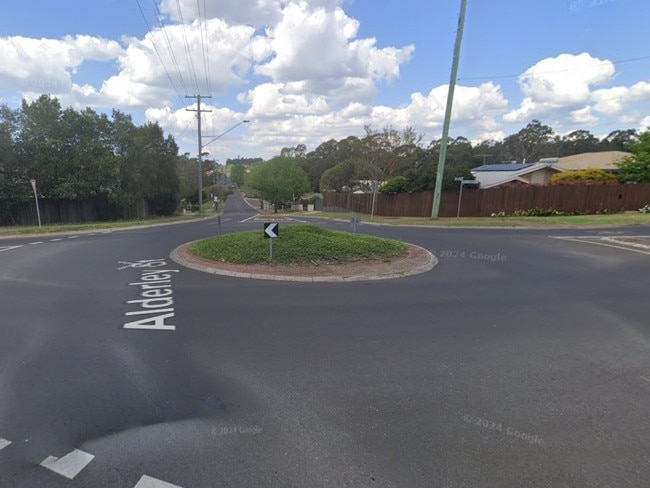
left=189, top=224, right=408, bottom=265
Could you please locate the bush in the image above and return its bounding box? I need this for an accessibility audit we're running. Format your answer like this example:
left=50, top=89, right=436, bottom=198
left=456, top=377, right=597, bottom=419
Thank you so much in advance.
left=512, top=207, right=565, bottom=217
left=550, top=169, right=617, bottom=184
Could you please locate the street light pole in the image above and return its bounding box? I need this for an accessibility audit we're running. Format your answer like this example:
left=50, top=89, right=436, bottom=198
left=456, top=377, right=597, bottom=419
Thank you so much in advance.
left=202, top=120, right=250, bottom=150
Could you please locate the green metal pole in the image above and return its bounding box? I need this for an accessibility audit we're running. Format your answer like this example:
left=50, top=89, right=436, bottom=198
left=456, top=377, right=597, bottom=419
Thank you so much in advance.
left=431, top=0, right=468, bottom=218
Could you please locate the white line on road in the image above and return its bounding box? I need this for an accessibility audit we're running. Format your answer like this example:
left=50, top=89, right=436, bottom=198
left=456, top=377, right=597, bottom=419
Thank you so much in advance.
left=0, top=246, right=22, bottom=253
left=68, top=236, right=80, bottom=239
left=549, top=236, right=650, bottom=255
left=50, top=238, right=63, bottom=242
left=240, top=214, right=260, bottom=223
left=40, top=448, right=94, bottom=479
left=640, top=376, right=650, bottom=382
left=29, top=241, right=44, bottom=245
left=134, top=474, right=184, bottom=488
left=0, top=438, right=11, bottom=450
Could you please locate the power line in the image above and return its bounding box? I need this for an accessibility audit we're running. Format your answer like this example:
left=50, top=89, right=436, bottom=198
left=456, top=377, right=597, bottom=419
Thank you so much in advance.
left=177, top=0, right=201, bottom=95
left=134, top=0, right=181, bottom=94
left=198, top=0, right=212, bottom=94
left=459, top=54, right=650, bottom=82
left=151, top=0, right=190, bottom=94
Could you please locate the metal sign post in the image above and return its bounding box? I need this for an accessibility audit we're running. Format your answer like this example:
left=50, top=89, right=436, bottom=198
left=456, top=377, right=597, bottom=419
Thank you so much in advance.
left=454, top=177, right=479, bottom=217
left=30, top=179, right=42, bottom=227
left=264, top=223, right=279, bottom=259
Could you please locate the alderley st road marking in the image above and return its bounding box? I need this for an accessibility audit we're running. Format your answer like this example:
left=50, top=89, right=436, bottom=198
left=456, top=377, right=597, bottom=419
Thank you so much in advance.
left=40, top=448, right=95, bottom=479
left=119, top=259, right=179, bottom=331
left=134, top=474, right=184, bottom=488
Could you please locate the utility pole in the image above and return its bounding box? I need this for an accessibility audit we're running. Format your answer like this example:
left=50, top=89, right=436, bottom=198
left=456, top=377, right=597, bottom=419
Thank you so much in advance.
left=431, top=0, right=468, bottom=218
left=186, top=94, right=212, bottom=213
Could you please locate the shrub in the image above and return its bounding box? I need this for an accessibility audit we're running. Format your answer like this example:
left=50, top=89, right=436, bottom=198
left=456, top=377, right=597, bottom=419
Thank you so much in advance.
left=512, top=207, right=565, bottom=217
left=550, top=169, right=617, bottom=184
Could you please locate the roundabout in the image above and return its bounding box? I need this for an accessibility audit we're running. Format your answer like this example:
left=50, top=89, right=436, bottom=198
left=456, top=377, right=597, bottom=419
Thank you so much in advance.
left=170, top=240, right=436, bottom=282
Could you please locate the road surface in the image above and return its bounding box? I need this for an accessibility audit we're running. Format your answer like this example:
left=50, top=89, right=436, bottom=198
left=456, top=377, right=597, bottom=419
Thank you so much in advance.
left=1, top=192, right=649, bottom=487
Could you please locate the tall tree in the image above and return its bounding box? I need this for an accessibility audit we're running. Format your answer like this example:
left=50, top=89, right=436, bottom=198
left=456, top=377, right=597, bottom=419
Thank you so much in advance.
left=247, top=156, right=310, bottom=212
left=560, top=129, right=600, bottom=156
left=500, top=120, right=556, bottom=162
left=599, top=129, right=638, bottom=152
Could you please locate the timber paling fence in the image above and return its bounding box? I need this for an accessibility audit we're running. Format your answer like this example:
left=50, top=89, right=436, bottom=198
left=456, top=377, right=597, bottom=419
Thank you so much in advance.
left=322, top=183, right=650, bottom=218
left=2, top=197, right=150, bottom=226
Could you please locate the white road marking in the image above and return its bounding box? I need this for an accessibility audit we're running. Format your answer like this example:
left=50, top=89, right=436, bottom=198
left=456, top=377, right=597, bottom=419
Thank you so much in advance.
left=68, top=235, right=80, bottom=239
left=240, top=214, right=259, bottom=222
left=0, top=246, right=22, bottom=253
left=40, top=448, right=94, bottom=479
left=640, top=376, right=650, bottom=382
left=134, top=474, right=184, bottom=488
left=29, top=241, right=44, bottom=245
left=50, top=238, right=62, bottom=242
left=0, top=438, right=11, bottom=450
left=549, top=236, right=650, bottom=255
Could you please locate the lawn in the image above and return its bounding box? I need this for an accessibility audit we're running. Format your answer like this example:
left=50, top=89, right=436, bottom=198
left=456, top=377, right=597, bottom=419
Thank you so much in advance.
left=189, top=224, right=408, bottom=265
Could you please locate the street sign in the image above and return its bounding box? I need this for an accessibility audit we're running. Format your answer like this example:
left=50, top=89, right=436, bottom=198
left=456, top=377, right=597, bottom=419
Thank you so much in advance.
left=264, top=222, right=279, bottom=238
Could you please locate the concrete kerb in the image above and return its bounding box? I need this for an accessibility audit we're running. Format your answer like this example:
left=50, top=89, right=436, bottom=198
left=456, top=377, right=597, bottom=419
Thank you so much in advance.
left=170, top=241, right=437, bottom=283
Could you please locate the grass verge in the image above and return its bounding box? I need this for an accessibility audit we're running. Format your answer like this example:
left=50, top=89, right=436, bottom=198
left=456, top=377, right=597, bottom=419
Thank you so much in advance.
left=299, top=211, right=650, bottom=228
left=189, top=224, right=408, bottom=265
left=0, top=212, right=216, bottom=237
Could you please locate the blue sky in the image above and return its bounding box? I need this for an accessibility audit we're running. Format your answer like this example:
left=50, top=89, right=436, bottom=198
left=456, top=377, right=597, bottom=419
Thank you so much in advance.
left=1, top=0, right=649, bottom=160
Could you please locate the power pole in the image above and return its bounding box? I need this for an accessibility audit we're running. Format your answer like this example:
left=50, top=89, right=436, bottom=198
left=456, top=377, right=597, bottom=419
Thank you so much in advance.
left=186, top=94, right=212, bottom=212
left=431, top=0, right=468, bottom=218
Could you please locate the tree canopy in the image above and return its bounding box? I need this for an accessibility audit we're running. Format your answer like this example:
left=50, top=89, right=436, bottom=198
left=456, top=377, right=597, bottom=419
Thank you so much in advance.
left=616, top=128, right=650, bottom=183
left=247, top=156, right=310, bottom=211
left=0, top=95, right=181, bottom=223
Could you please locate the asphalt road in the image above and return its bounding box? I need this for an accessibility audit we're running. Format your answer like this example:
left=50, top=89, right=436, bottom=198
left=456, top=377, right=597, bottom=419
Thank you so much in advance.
left=1, top=191, right=649, bottom=488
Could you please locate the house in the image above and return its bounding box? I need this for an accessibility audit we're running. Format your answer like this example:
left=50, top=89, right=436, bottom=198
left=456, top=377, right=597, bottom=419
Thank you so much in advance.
left=470, top=159, right=561, bottom=189
left=554, top=151, right=632, bottom=173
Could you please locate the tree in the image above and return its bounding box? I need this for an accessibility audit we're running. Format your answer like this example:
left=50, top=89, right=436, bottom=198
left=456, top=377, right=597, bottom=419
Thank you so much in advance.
left=616, top=129, right=650, bottom=183
left=301, top=137, right=363, bottom=191
left=500, top=120, right=556, bottom=162
left=0, top=104, right=26, bottom=223
left=247, top=156, right=310, bottom=212
left=229, top=164, right=246, bottom=187
left=319, top=159, right=359, bottom=191
left=599, top=129, right=638, bottom=152
left=560, top=130, right=600, bottom=156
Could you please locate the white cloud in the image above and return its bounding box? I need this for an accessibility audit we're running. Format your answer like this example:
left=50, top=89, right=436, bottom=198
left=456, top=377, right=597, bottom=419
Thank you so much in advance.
left=157, top=0, right=347, bottom=27
left=159, top=0, right=283, bottom=26
left=375, top=83, right=508, bottom=137
left=0, top=34, right=123, bottom=94
left=239, top=82, right=330, bottom=118
left=570, top=106, right=598, bottom=125
left=640, top=116, right=650, bottom=131
left=255, top=2, right=414, bottom=98
left=504, top=52, right=615, bottom=123
left=592, top=81, right=650, bottom=114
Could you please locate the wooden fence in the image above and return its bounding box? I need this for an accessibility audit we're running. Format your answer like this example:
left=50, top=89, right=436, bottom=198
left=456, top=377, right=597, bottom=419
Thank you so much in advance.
left=323, top=183, right=650, bottom=217
left=3, top=197, right=150, bottom=226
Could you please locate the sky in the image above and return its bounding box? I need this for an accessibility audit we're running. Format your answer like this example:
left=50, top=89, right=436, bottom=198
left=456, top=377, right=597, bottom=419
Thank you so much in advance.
left=1, top=0, right=649, bottom=161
